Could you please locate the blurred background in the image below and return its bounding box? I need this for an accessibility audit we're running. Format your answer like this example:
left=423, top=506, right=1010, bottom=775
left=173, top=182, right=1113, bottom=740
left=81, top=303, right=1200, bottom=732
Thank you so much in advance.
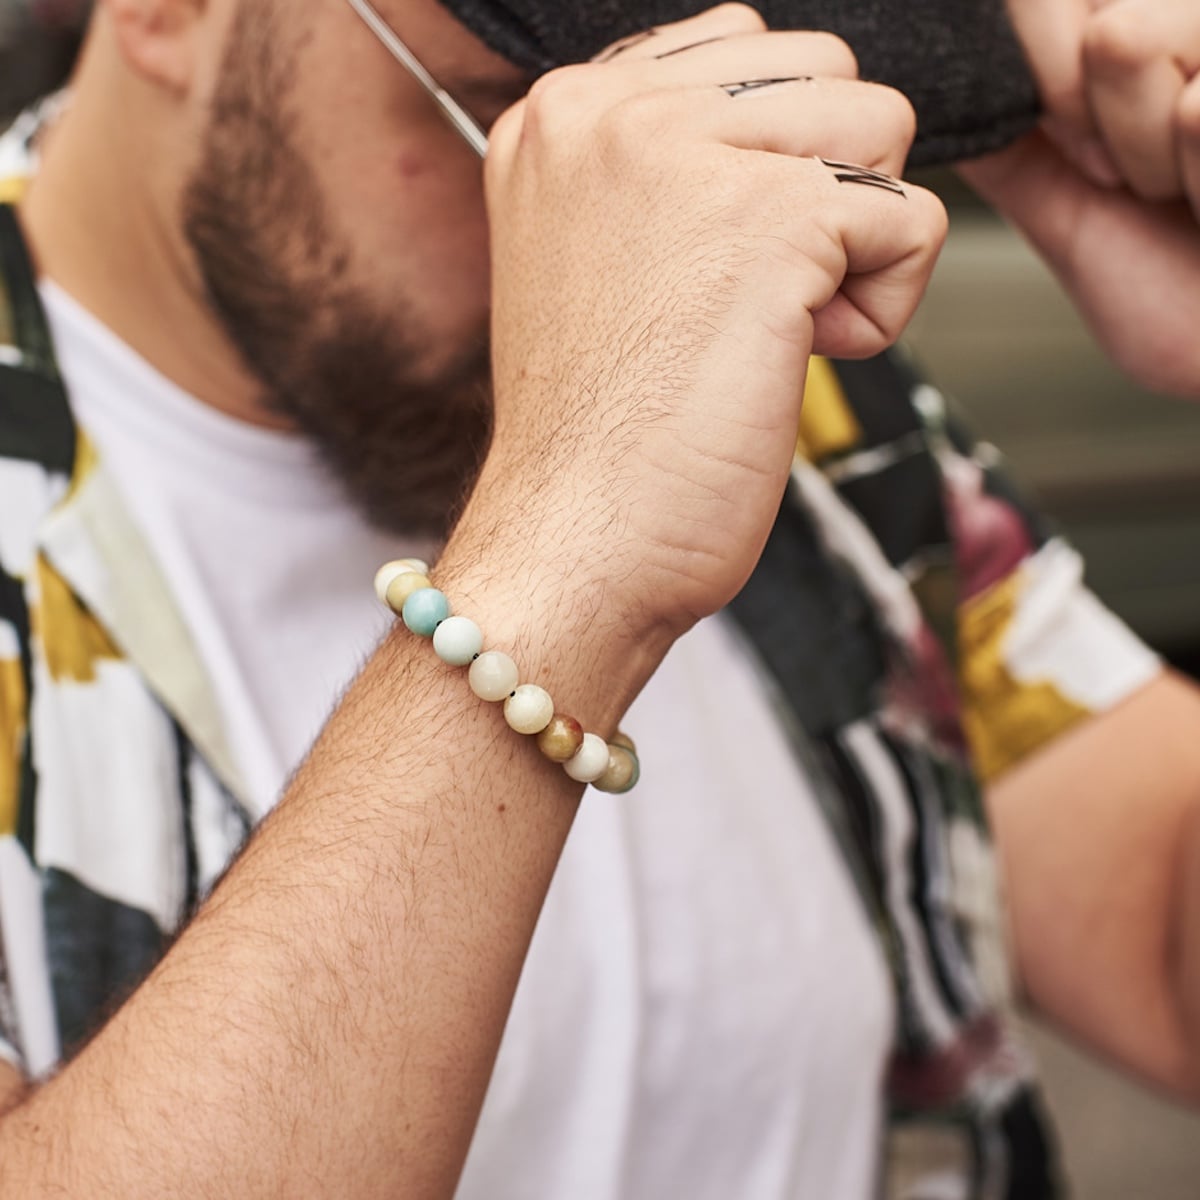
left=5, top=4, right=1200, bottom=1194
left=0, top=0, right=89, bottom=121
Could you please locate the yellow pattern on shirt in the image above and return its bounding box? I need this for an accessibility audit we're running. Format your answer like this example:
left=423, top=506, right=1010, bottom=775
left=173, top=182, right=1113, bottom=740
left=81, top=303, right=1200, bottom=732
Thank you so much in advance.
left=797, top=357, right=863, bottom=462
left=0, top=178, right=25, bottom=207
left=959, top=569, right=1089, bottom=782
left=0, top=652, right=25, bottom=836
left=32, top=554, right=121, bottom=684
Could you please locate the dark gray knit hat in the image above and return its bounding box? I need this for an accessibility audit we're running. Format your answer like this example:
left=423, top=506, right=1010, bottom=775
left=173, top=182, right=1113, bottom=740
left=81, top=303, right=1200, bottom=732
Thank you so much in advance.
left=436, top=0, right=1038, bottom=167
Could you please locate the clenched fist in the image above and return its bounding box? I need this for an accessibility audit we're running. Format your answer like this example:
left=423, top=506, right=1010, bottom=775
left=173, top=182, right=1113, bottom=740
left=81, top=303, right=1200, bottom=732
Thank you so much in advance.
left=466, top=4, right=946, bottom=649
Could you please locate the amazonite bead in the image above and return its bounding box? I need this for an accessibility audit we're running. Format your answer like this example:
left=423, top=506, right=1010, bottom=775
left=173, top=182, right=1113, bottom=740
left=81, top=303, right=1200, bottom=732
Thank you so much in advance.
left=564, top=733, right=610, bottom=784
left=592, top=746, right=640, bottom=794
left=374, top=561, right=408, bottom=605
left=610, top=730, right=637, bottom=756
left=432, top=616, right=483, bottom=666
left=504, top=685, right=555, bottom=735
left=402, top=587, right=450, bottom=637
left=385, top=571, right=432, bottom=615
left=469, top=651, right=519, bottom=702
left=374, top=559, right=431, bottom=605
left=537, top=714, right=584, bottom=763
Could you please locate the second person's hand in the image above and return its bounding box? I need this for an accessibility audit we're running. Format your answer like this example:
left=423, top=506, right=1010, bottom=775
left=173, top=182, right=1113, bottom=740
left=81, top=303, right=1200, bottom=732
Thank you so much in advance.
left=1008, top=0, right=1200, bottom=218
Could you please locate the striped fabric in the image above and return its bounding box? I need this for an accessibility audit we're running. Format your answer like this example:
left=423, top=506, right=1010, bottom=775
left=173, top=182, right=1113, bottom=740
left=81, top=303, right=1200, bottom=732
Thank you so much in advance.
left=728, top=354, right=1158, bottom=1197
left=0, top=108, right=1161, bottom=1198
left=0, top=199, right=252, bottom=1077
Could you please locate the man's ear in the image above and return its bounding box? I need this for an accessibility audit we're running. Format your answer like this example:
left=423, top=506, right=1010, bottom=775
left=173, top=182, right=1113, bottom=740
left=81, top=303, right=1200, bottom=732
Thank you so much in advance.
left=103, top=0, right=206, bottom=94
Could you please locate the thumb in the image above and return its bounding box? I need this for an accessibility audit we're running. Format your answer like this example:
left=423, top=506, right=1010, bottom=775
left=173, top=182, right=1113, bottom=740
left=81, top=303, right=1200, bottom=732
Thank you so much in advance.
left=1007, top=0, right=1121, bottom=185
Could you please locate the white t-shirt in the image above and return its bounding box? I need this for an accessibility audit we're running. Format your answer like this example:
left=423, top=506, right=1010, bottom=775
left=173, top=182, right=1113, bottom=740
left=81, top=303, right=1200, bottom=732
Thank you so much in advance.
left=42, top=281, right=894, bottom=1200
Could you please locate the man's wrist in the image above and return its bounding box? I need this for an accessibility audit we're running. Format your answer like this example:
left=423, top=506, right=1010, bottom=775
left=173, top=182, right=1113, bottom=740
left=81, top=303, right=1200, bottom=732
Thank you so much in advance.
left=431, top=501, right=673, bottom=741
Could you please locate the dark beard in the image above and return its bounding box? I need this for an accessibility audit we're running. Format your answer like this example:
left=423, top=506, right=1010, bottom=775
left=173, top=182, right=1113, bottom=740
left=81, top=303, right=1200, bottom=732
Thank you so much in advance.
left=180, top=5, right=492, bottom=537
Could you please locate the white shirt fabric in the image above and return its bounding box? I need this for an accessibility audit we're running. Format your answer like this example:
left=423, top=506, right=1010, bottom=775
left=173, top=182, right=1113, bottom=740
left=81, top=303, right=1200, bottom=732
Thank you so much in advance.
left=42, top=280, right=895, bottom=1200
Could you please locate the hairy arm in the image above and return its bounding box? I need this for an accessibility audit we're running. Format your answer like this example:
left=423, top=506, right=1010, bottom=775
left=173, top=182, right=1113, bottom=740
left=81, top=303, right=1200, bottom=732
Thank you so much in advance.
left=0, top=1063, right=25, bottom=1115
left=0, top=538, right=661, bottom=1197
left=989, top=670, right=1200, bottom=1099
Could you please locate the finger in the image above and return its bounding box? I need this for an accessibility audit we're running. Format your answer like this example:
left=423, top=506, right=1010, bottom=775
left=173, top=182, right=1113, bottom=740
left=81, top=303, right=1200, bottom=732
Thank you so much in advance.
left=1010, top=0, right=1123, bottom=186
left=503, top=60, right=911, bottom=179
left=1009, top=0, right=1098, bottom=140
left=1084, top=0, right=1200, bottom=198
left=1086, top=0, right=1200, bottom=73
left=590, top=3, right=765, bottom=63
left=1180, top=72, right=1200, bottom=223
left=611, top=27, right=859, bottom=93
left=808, top=173, right=948, bottom=359
left=678, top=77, right=916, bottom=176
left=499, top=23, right=859, bottom=157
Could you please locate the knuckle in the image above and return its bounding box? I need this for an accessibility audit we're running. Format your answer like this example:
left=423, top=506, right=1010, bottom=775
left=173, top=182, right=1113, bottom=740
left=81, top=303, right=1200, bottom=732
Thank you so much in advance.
left=929, top=198, right=951, bottom=253
left=600, top=89, right=674, bottom=143
left=523, top=64, right=602, bottom=126
left=1083, top=7, right=1157, bottom=74
left=915, top=187, right=950, bottom=251
left=707, top=4, right=769, bottom=33
left=805, top=31, right=859, bottom=79
left=869, top=82, right=918, bottom=144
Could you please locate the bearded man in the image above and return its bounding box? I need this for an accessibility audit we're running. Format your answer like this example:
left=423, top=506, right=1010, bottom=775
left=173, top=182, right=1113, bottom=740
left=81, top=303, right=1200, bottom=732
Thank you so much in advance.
left=0, top=1, right=1198, bottom=1197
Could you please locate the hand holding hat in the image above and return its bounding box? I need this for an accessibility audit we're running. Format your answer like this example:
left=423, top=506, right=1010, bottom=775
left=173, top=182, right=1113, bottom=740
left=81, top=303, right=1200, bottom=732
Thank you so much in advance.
left=438, top=0, right=1040, bottom=166
left=467, top=5, right=947, bottom=645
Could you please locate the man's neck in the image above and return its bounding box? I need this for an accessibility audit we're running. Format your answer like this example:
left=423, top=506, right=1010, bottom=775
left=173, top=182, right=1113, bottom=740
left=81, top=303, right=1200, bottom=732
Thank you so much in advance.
left=17, top=65, right=287, bottom=430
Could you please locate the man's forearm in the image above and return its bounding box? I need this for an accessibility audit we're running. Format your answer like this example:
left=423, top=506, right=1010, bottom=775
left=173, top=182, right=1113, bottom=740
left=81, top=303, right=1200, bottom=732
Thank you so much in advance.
left=0, top=534, right=661, bottom=1197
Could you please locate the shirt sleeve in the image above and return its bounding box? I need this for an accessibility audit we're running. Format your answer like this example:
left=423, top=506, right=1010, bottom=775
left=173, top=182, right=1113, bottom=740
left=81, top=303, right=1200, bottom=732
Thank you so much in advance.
left=939, top=416, right=1162, bottom=782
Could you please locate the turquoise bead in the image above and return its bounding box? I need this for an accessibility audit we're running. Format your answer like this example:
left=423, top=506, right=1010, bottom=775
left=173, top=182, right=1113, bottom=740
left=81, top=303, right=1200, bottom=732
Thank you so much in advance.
left=402, top=588, right=450, bottom=637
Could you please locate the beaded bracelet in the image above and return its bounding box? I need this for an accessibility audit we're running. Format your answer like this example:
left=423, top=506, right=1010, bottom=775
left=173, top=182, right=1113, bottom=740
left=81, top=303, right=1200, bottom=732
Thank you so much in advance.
left=374, top=559, right=640, bottom=795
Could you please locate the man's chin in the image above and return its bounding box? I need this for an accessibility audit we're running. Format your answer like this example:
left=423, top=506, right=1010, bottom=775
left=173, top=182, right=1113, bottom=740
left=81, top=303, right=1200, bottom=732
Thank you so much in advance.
left=265, top=337, right=494, bottom=538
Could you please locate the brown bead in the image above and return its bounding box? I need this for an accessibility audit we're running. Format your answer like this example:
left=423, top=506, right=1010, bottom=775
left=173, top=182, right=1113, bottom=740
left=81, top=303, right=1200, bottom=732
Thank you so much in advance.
left=610, top=730, right=637, bottom=756
left=537, top=714, right=584, bottom=763
left=593, top=746, right=640, bottom=795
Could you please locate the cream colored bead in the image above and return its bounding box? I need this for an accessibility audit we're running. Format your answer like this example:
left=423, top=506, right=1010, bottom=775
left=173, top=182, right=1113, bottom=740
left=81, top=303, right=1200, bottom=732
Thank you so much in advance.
left=375, top=559, right=432, bottom=606
left=468, top=651, right=519, bottom=702
left=432, top=616, right=483, bottom=666
left=504, top=685, right=555, bottom=735
left=374, top=561, right=411, bottom=605
left=563, top=733, right=610, bottom=784
left=384, top=571, right=432, bottom=615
